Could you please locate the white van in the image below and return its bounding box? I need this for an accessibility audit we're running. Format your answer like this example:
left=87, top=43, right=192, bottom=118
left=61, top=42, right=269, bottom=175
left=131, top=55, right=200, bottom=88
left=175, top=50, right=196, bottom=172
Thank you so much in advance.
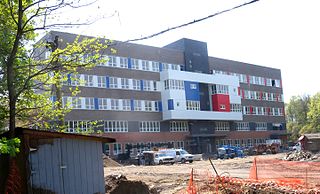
left=159, top=149, right=194, bottom=163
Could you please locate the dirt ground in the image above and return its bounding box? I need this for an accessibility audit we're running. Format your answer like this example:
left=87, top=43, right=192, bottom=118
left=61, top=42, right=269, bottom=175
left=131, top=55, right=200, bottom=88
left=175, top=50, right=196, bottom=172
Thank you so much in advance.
left=104, top=153, right=286, bottom=194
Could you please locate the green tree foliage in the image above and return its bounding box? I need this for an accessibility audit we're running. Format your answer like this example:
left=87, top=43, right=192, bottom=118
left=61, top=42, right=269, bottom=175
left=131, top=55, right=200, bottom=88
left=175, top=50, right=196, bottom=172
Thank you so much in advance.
left=0, top=0, right=113, bottom=154
left=0, top=137, right=20, bottom=157
left=286, top=93, right=320, bottom=140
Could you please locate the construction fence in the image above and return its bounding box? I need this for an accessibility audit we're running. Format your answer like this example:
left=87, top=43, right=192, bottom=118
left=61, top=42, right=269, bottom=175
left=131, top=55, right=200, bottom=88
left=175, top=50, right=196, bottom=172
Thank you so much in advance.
left=184, top=158, right=320, bottom=194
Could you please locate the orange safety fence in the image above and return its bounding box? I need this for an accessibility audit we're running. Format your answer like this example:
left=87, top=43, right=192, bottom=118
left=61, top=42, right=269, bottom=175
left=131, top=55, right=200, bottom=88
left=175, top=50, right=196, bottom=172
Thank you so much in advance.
left=184, top=158, right=320, bottom=193
left=249, top=157, right=320, bottom=188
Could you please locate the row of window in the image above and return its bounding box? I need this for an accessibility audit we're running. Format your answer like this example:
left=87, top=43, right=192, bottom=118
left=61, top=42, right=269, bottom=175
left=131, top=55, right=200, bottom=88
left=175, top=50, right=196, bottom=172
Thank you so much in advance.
left=236, top=122, right=267, bottom=131
left=104, top=141, right=185, bottom=156
left=230, top=104, right=242, bottom=112
left=97, top=55, right=181, bottom=72
left=67, top=74, right=160, bottom=92
left=240, top=90, right=284, bottom=102
left=212, top=70, right=281, bottom=88
left=66, top=120, right=161, bottom=133
left=61, top=97, right=161, bottom=112
left=216, top=138, right=267, bottom=147
left=212, top=84, right=229, bottom=95
left=65, top=120, right=281, bottom=133
left=170, top=121, right=189, bottom=132
left=242, top=106, right=284, bottom=116
left=186, top=100, right=201, bottom=110
left=164, top=79, right=185, bottom=90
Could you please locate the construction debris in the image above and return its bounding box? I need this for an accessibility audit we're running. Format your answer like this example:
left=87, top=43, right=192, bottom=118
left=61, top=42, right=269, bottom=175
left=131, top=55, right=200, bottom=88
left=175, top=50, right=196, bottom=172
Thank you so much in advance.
left=283, top=151, right=319, bottom=161
left=103, top=154, right=122, bottom=167
left=105, top=174, right=157, bottom=194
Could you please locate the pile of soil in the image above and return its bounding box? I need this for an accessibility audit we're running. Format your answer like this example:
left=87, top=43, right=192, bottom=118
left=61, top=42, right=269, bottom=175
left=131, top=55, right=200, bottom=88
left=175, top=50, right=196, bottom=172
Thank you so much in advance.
left=105, top=174, right=157, bottom=194
left=103, top=154, right=122, bottom=167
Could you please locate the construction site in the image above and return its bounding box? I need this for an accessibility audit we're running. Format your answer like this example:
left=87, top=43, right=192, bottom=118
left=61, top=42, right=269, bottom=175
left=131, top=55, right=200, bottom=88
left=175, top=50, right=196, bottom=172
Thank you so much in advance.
left=103, top=151, right=320, bottom=194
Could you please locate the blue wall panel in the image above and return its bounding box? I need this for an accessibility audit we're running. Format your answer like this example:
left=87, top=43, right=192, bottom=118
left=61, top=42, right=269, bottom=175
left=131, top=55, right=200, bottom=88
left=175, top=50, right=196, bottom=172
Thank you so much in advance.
left=140, top=80, right=144, bottom=91
left=130, top=99, right=134, bottom=111
left=158, top=101, right=163, bottom=112
left=106, top=76, right=109, bottom=88
left=94, top=98, right=99, bottom=110
left=128, top=57, right=132, bottom=69
left=168, top=99, right=174, bottom=110
left=184, top=81, right=200, bottom=101
left=159, top=63, right=163, bottom=72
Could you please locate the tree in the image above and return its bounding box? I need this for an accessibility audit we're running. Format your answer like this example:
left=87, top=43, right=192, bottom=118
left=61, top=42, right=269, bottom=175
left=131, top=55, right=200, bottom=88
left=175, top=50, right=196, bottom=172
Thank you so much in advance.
left=285, top=95, right=310, bottom=140
left=0, top=0, right=112, bottom=191
left=301, top=92, right=320, bottom=133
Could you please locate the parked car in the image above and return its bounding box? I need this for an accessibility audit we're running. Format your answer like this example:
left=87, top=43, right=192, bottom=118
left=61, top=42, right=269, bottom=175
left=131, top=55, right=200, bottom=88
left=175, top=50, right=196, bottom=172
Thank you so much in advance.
left=159, top=149, right=194, bottom=163
left=154, top=153, right=175, bottom=165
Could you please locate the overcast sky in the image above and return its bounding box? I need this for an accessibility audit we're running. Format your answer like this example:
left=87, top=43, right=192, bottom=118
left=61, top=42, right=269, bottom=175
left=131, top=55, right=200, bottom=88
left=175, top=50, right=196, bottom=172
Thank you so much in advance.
left=51, top=0, right=320, bottom=102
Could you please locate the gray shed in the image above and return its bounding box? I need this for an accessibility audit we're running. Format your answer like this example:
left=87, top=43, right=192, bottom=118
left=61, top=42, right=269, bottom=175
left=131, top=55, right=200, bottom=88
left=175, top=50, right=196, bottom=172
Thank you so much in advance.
left=0, top=127, right=115, bottom=194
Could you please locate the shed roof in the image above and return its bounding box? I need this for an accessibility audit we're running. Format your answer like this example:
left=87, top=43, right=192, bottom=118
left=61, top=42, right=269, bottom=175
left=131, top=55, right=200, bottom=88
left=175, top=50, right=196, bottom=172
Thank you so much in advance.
left=304, top=133, right=320, bottom=140
left=3, top=127, right=116, bottom=143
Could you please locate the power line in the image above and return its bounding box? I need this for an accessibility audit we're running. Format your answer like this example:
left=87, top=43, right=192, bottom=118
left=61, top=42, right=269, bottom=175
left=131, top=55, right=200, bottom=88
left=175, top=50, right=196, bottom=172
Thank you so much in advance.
left=122, top=0, right=260, bottom=43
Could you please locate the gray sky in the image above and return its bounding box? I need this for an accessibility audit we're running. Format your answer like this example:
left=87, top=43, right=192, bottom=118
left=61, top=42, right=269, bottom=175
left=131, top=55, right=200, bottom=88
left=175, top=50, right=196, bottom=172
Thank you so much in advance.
left=52, top=0, right=320, bottom=102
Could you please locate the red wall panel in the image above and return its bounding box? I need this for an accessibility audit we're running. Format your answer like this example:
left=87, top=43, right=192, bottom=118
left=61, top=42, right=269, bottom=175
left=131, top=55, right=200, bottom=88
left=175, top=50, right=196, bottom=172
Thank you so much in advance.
left=211, top=94, right=230, bottom=112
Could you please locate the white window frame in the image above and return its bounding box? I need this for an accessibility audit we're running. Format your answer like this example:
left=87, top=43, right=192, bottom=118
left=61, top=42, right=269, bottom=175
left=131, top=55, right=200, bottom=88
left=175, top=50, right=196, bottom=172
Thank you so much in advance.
left=122, top=99, right=131, bottom=111
left=97, top=76, right=106, bottom=88
left=119, top=57, right=128, bottom=68
left=134, top=100, right=142, bottom=111
left=85, top=98, right=95, bottom=109
left=132, top=79, right=141, bottom=90
left=110, top=99, right=119, bottom=110
left=120, top=78, right=129, bottom=89
left=109, top=77, right=118, bottom=89
left=98, top=98, right=108, bottom=110
left=215, top=122, right=230, bottom=131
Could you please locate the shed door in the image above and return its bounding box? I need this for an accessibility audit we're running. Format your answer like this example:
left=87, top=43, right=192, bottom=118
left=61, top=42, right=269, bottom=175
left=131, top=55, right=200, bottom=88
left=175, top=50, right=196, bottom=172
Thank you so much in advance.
left=29, top=138, right=105, bottom=194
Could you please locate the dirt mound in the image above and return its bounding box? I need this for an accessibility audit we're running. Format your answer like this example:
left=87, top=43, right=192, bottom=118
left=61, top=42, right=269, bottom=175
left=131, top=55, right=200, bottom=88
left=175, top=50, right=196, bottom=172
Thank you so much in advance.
left=283, top=151, right=319, bottom=161
left=103, top=154, right=122, bottom=167
left=105, top=174, right=157, bottom=194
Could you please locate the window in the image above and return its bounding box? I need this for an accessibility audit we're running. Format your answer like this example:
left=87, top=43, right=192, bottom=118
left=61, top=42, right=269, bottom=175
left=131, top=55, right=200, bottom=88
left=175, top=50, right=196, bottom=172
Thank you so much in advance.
left=176, top=141, right=184, bottom=149
left=132, top=79, right=141, bottom=90
left=171, top=64, right=180, bottom=70
left=249, top=76, right=255, bottom=84
left=120, top=78, right=129, bottom=89
left=130, top=59, right=139, bottom=70
left=252, top=106, right=257, bottom=115
left=162, top=63, right=170, bottom=70
left=262, top=92, right=267, bottom=100
left=98, top=98, right=108, bottom=110
left=153, top=81, right=158, bottom=91
left=122, top=99, right=131, bottom=111
left=239, top=74, right=247, bottom=83
left=71, top=97, right=82, bottom=109
left=104, top=120, right=128, bottom=132
left=279, top=108, right=284, bottom=116
left=141, top=60, right=149, bottom=71
left=274, top=108, right=280, bottom=116
left=70, top=74, right=81, bottom=86
left=134, top=100, right=142, bottom=111
left=266, top=78, right=272, bottom=86
left=144, top=101, right=153, bottom=111
left=151, top=61, right=159, bottom=72
left=170, top=121, right=188, bottom=132
left=97, top=76, right=106, bottom=88
left=119, top=57, right=128, bottom=68
left=275, top=80, right=281, bottom=87
left=143, top=80, right=151, bottom=91
left=84, top=75, right=93, bottom=87
left=108, top=56, right=117, bottom=67
left=256, top=122, right=267, bottom=131
left=220, top=104, right=226, bottom=110
left=230, top=104, right=242, bottom=112
left=215, top=122, right=230, bottom=131
left=66, top=120, right=91, bottom=133
left=85, top=98, right=94, bottom=109
left=212, top=84, right=229, bottom=94
left=257, top=107, right=263, bottom=115
left=113, top=143, right=122, bottom=155
left=139, top=121, right=160, bottom=132
left=186, top=100, right=200, bottom=110
left=164, top=79, right=184, bottom=90
left=243, top=106, right=251, bottom=115
left=236, top=122, right=250, bottom=131
left=110, top=99, right=119, bottom=110
left=244, top=90, right=250, bottom=99
left=109, top=77, right=118, bottom=88
left=190, top=83, right=197, bottom=89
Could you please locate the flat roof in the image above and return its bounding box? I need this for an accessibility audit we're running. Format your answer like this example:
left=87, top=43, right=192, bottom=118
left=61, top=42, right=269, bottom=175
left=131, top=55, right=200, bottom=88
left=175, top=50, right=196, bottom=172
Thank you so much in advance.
left=13, top=127, right=116, bottom=143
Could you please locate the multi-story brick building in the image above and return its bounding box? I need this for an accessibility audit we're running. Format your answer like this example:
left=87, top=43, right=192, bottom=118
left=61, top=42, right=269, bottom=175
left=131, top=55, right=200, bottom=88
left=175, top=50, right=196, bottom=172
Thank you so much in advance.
left=47, top=31, right=287, bottom=156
